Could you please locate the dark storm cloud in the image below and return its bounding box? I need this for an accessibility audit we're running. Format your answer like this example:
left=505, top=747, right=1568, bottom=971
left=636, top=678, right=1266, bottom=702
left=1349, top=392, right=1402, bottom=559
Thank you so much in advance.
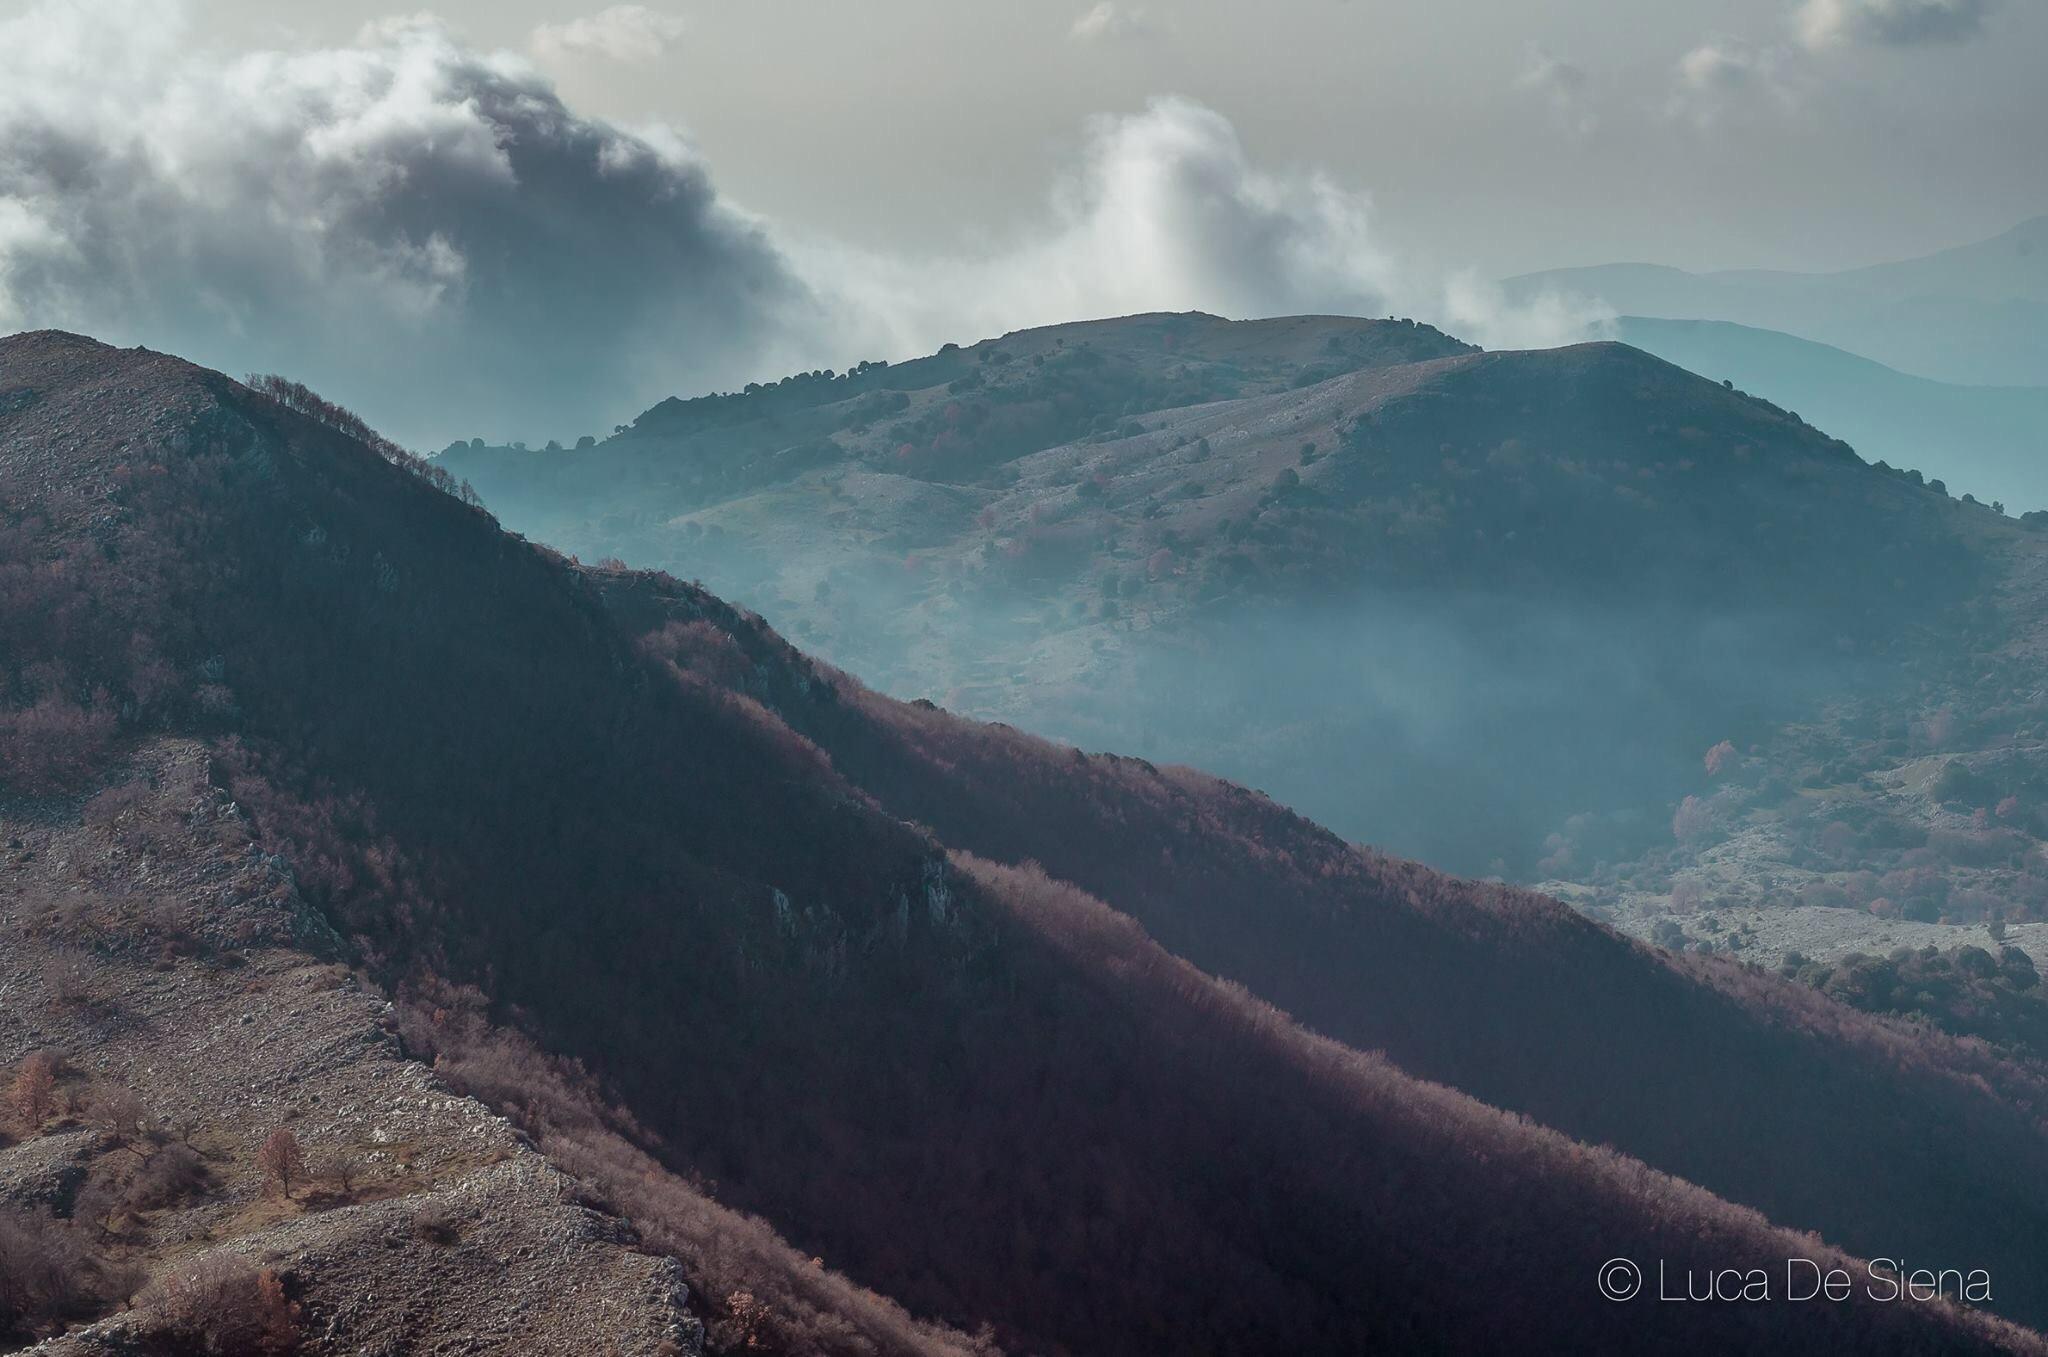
left=1797, top=0, right=2000, bottom=47
left=0, top=6, right=817, bottom=446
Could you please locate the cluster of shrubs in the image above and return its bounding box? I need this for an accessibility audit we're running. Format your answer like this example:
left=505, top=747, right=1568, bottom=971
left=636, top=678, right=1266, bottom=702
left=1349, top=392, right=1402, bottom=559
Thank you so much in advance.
left=2, top=1202, right=300, bottom=1351
left=0, top=691, right=117, bottom=794
left=0, top=1207, right=112, bottom=1345
left=2, top=1052, right=299, bottom=1351
left=135, top=1256, right=300, bottom=1355
left=1780, top=944, right=2048, bottom=1057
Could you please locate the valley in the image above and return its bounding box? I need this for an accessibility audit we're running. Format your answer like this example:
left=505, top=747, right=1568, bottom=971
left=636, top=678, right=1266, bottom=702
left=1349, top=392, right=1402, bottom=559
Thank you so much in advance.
left=442, top=313, right=2048, bottom=964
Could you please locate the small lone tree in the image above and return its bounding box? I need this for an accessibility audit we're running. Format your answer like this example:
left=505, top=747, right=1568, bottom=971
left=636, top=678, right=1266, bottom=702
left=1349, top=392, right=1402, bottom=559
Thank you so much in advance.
left=314, top=1151, right=360, bottom=1199
left=87, top=1084, right=151, bottom=1154
left=257, top=1128, right=306, bottom=1200
left=7, top=1052, right=58, bottom=1133
left=1703, top=739, right=1737, bottom=777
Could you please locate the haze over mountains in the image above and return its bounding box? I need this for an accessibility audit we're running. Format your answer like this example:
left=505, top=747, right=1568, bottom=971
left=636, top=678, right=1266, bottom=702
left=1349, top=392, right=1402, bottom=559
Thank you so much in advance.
left=6, top=331, right=2048, bottom=1355
left=441, top=309, right=2046, bottom=921
left=1613, top=317, right=2048, bottom=514
left=1509, top=215, right=2048, bottom=389
left=1506, top=217, right=2048, bottom=517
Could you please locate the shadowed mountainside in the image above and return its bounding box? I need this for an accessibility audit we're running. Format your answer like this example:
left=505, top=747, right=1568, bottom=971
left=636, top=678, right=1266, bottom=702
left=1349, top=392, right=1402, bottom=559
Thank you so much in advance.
left=599, top=564, right=2048, bottom=1334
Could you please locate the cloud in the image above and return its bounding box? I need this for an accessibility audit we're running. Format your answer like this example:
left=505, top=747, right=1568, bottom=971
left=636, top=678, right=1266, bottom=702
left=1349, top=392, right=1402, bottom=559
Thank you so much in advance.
left=1442, top=273, right=1614, bottom=352
left=1666, top=38, right=1793, bottom=124
left=1514, top=46, right=1598, bottom=138
left=0, top=3, right=811, bottom=446
left=1795, top=0, right=1998, bottom=47
left=1666, top=0, right=1988, bottom=129
left=806, top=97, right=1610, bottom=356
left=531, top=5, right=688, bottom=64
left=0, top=6, right=1609, bottom=447
left=1069, top=4, right=1158, bottom=44
left=1676, top=38, right=1771, bottom=93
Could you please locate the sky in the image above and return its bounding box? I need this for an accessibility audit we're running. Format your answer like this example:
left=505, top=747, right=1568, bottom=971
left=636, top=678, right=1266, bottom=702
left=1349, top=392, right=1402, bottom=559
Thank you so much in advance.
left=1, top=0, right=2042, bottom=445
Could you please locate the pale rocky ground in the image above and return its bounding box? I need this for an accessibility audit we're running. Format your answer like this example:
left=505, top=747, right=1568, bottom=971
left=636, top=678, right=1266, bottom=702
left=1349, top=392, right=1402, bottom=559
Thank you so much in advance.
left=1, top=741, right=701, bottom=1355
left=1595, top=899, right=2048, bottom=970
left=1547, top=723, right=2048, bottom=971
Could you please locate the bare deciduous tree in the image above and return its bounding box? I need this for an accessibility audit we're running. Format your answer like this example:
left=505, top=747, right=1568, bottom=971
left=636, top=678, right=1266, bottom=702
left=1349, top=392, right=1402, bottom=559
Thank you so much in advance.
left=313, top=1151, right=360, bottom=1199
left=6, top=1053, right=59, bottom=1133
left=86, top=1084, right=151, bottom=1154
left=256, top=1128, right=306, bottom=1200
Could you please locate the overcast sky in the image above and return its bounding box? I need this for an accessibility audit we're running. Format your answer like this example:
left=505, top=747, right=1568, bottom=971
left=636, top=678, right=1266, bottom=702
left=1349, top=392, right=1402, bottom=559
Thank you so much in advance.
left=180, top=0, right=2048, bottom=275
left=1, top=0, right=2041, bottom=443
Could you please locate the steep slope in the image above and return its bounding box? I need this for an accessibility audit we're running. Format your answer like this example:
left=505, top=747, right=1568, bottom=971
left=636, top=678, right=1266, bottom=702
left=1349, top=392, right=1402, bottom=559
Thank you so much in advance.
left=1615, top=316, right=2048, bottom=513
left=1504, top=216, right=2048, bottom=386
left=5, top=332, right=2045, bottom=1352
left=600, top=565, right=2048, bottom=1334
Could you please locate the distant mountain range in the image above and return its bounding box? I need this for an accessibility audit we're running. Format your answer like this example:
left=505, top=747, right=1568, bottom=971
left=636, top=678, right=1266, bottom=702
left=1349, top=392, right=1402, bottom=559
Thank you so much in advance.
left=8, top=330, right=2048, bottom=1352
left=1507, top=215, right=2048, bottom=388
left=1613, top=316, right=2048, bottom=514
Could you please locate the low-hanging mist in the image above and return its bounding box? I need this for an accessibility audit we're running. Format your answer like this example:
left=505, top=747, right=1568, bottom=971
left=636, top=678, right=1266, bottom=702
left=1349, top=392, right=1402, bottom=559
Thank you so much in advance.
left=440, top=316, right=1991, bottom=882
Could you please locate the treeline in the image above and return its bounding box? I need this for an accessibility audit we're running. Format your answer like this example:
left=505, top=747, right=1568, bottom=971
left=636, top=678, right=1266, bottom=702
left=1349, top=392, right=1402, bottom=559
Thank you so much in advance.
left=245, top=373, right=482, bottom=508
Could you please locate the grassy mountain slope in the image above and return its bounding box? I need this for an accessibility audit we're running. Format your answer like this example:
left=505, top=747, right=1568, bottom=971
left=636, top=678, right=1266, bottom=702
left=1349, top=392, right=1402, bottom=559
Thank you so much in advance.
left=439, top=310, right=1472, bottom=526
left=4, top=331, right=2046, bottom=1352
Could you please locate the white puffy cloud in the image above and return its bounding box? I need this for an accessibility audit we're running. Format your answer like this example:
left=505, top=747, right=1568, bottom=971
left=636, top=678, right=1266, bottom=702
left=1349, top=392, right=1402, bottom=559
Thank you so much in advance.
left=1677, top=40, right=1769, bottom=93
left=1069, top=4, right=1158, bottom=44
left=807, top=97, right=1610, bottom=359
left=531, top=6, right=688, bottom=64
left=1666, top=0, right=1990, bottom=130
left=1796, top=0, right=1998, bottom=48
left=0, top=6, right=1610, bottom=447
